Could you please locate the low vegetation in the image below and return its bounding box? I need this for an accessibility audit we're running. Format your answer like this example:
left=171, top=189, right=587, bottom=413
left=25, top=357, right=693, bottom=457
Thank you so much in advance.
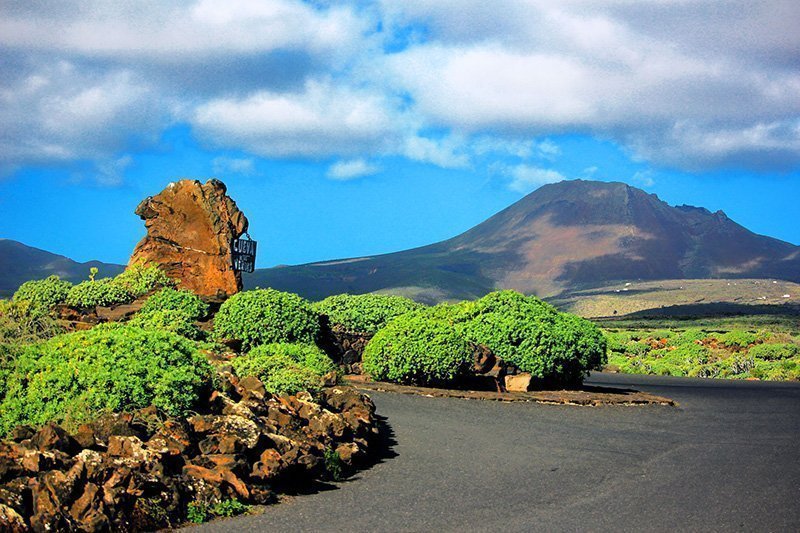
left=604, top=326, right=800, bottom=381
left=362, top=290, right=607, bottom=387
left=313, top=293, right=423, bottom=333
left=214, top=288, right=320, bottom=350
left=111, top=260, right=175, bottom=298
left=231, top=342, right=336, bottom=395
left=140, top=287, right=209, bottom=319
left=129, top=308, right=203, bottom=340
left=0, top=323, right=212, bottom=436
left=0, top=298, right=63, bottom=343
left=454, top=291, right=606, bottom=385
left=63, top=263, right=175, bottom=309
left=129, top=287, right=210, bottom=340
left=187, top=499, right=250, bottom=524
left=66, top=278, right=134, bottom=308
left=12, top=275, right=72, bottom=313
left=363, top=310, right=474, bottom=386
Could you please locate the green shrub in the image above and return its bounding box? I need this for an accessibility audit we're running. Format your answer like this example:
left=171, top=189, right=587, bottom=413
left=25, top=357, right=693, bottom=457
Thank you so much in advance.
left=243, top=343, right=335, bottom=376
left=648, top=329, right=675, bottom=341
left=362, top=311, right=473, bottom=386
left=187, top=499, right=249, bottom=524
left=65, top=279, right=133, bottom=308
left=669, top=342, right=710, bottom=362
left=724, top=354, right=756, bottom=376
left=112, top=262, right=174, bottom=298
left=186, top=502, right=208, bottom=524
left=129, top=309, right=203, bottom=340
left=644, top=343, right=710, bottom=377
left=486, top=312, right=606, bottom=385
left=624, top=341, right=651, bottom=357
left=453, top=290, right=557, bottom=359
left=454, top=291, right=606, bottom=385
left=313, top=293, right=423, bottom=334
left=752, top=358, right=800, bottom=381
left=718, top=330, right=759, bottom=349
left=0, top=323, right=212, bottom=436
left=209, top=499, right=249, bottom=518
left=604, top=331, right=632, bottom=353
left=232, top=343, right=335, bottom=395
left=13, top=275, right=72, bottom=311
left=140, top=288, right=208, bottom=320
left=213, top=289, right=319, bottom=351
left=748, top=343, right=800, bottom=361
left=676, top=329, right=709, bottom=344
left=0, top=299, right=63, bottom=343
left=0, top=343, right=19, bottom=402
left=324, top=447, right=345, bottom=481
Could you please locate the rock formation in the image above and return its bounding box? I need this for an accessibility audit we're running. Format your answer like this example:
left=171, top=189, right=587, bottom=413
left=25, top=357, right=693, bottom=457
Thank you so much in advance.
left=0, top=380, right=378, bottom=531
left=129, top=179, right=249, bottom=299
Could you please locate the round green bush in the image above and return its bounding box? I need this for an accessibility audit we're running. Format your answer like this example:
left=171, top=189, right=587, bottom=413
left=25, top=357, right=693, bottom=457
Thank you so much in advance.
left=112, top=262, right=175, bottom=298
left=313, top=293, right=423, bottom=334
left=748, top=343, right=800, bottom=361
left=140, top=288, right=209, bottom=320
left=675, top=329, right=708, bottom=344
left=455, top=290, right=606, bottom=385
left=0, top=324, right=212, bottom=436
left=718, top=330, right=759, bottom=349
left=362, top=311, right=473, bottom=386
left=129, top=309, right=202, bottom=340
left=213, top=288, right=319, bottom=351
left=232, top=343, right=335, bottom=395
left=65, top=279, right=133, bottom=308
left=13, top=275, right=73, bottom=311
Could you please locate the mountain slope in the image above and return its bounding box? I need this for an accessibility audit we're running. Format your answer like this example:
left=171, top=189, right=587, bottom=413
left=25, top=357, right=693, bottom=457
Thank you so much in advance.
left=244, top=180, right=800, bottom=302
left=0, top=239, right=124, bottom=297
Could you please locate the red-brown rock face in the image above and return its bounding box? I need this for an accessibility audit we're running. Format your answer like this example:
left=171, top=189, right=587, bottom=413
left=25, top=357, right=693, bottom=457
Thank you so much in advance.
left=129, top=179, right=249, bottom=298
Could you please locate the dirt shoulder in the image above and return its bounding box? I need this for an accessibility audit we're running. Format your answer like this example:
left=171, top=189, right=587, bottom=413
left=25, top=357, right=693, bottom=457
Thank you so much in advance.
left=345, top=375, right=675, bottom=406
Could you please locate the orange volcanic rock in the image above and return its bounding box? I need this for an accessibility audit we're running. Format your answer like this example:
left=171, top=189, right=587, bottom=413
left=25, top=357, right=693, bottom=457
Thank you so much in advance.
left=129, top=179, right=249, bottom=298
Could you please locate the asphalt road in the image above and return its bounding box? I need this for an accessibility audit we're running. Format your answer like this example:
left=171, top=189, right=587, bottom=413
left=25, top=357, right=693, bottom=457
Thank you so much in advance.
left=195, top=373, right=800, bottom=532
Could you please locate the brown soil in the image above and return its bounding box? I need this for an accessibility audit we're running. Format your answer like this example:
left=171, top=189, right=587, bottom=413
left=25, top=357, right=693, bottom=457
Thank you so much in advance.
left=345, top=375, right=675, bottom=407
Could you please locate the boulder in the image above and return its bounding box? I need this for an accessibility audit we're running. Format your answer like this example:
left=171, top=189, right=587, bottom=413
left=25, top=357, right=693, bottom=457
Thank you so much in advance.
left=129, top=179, right=249, bottom=298
left=0, top=383, right=378, bottom=532
left=505, top=372, right=533, bottom=392
left=31, top=423, right=81, bottom=455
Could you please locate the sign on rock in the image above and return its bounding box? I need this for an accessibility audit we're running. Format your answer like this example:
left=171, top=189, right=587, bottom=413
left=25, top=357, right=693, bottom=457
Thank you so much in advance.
left=231, top=236, right=257, bottom=273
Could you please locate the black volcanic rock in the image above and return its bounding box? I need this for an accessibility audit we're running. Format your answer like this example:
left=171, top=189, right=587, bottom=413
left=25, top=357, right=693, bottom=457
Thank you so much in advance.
left=245, top=180, right=800, bottom=302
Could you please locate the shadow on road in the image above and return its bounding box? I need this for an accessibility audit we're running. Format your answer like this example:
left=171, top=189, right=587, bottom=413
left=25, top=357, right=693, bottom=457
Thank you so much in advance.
left=279, top=414, right=399, bottom=497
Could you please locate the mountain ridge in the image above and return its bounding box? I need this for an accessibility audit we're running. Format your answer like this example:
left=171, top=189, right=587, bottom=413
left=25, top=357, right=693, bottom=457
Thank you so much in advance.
left=0, top=239, right=124, bottom=297
left=2, top=180, right=798, bottom=303
left=244, top=180, right=800, bottom=302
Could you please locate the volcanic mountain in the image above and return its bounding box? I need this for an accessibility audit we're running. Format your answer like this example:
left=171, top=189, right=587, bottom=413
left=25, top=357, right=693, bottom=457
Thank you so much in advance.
left=0, top=239, right=124, bottom=297
left=244, top=180, right=800, bottom=302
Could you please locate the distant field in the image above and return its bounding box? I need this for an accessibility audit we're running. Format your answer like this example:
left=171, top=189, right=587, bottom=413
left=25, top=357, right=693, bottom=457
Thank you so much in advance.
left=552, top=278, right=800, bottom=318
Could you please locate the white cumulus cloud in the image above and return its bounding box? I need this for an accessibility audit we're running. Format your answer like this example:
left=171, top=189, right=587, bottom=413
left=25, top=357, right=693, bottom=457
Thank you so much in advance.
left=327, top=158, right=382, bottom=180
left=504, top=165, right=566, bottom=193
left=0, top=0, right=798, bottom=176
left=192, top=80, right=398, bottom=158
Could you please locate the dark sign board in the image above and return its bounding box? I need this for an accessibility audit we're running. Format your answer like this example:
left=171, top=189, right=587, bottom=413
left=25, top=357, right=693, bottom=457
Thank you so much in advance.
left=231, top=237, right=257, bottom=273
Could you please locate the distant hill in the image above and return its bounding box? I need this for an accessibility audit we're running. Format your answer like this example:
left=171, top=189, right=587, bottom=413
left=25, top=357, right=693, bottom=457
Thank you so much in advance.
left=0, top=239, right=124, bottom=297
left=4, top=180, right=799, bottom=308
left=244, top=180, right=800, bottom=303
left=550, top=278, right=800, bottom=318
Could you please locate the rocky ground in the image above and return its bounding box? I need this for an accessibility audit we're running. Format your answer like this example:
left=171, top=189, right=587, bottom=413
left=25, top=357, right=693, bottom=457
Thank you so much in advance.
left=0, top=373, right=379, bottom=532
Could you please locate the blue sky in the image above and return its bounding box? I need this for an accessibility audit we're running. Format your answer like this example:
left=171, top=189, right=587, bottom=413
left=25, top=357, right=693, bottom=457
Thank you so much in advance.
left=1, top=1, right=798, bottom=268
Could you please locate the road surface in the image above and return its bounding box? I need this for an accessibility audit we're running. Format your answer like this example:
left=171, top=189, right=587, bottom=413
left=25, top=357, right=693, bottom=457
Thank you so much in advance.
left=195, top=373, right=800, bottom=532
